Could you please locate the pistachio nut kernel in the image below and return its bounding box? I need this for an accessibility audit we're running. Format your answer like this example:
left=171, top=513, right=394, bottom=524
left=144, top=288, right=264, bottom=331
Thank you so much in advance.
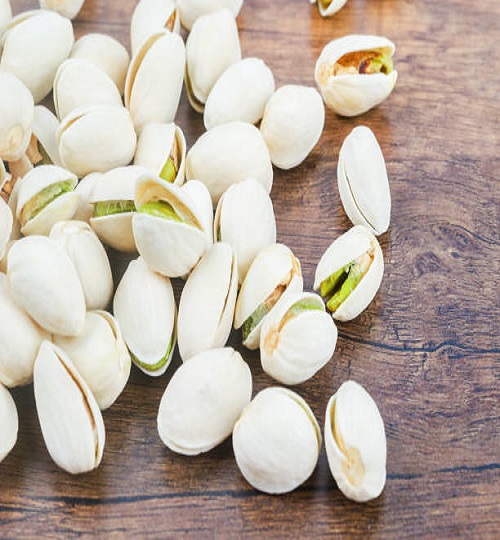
left=93, top=200, right=136, bottom=218
left=20, top=179, right=73, bottom=226
left=334, top=50, right=393, bottom=76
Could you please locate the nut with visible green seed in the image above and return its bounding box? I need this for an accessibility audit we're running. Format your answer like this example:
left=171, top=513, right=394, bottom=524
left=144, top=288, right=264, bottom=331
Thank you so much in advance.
left=0, top=382, right=18, bottom=464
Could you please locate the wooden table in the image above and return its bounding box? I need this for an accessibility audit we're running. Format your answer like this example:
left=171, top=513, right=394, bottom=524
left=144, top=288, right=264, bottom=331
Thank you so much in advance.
left=2, top=0, right=499, bottom=537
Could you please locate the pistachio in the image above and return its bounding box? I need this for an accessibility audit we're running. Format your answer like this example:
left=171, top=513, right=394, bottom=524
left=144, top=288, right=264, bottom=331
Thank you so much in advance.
left=178, top=0, right=243, bottom=31
left=73, top=172, right=102, bottom=223
left=26, top=106, right=62, bottom=167
left=324, top=381, right=386, bottom=502
left=0, top=0, right=12, bottom=36
left=0, top=382, right=18, bottom=464
left=39, top=0, right=85, bottom=20
left=311, top=0, right=348, bottom=17
left=233, top=387, right=321, bottom=494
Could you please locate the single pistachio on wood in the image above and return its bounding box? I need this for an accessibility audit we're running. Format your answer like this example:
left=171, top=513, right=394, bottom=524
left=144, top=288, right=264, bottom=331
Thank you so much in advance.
left=25, top=106, right=62, bottom=168
left=54, top=310, right=131, bottom=410
left=157, top=347, right=252, bottom=455
left=185, top=9, right=241, bottom=113
left=1, top=9, right=74, bottom=103
left=113, top=257, right=176, bottom=377
left=314, top=225, right=384, bottom=321
left=0, top=382, right=18, bottom=464
left=310, top=0, right=348, bottom=17
left=260, top=292, right=338, bottom=385
left=7, top=236, right=86, bottom=336
left=260, top=85, right=325, bottom=170
left=325, top=380, right=386, bottom=502
left=337, top=126, right=391, bottom=235
left=39, top=0, right=85, bottom=20
left=34, top=340, right=105, bottom=474
left=315, top=34, right=397, bottom=117
left=233, top=387, right=322, bottom=494
left=186, top=122, right=273, bottom=204
left=71, top=33, right=130, bottom=96
left=73, top=172, right=102, bottom=223
left=0, top=0, right=12, bottom=36
left=178, top=0, right=242, bottom=31
left=0, top=197, right=12, bottom=260
left=134, top=123, right=186, bottom=186
left=204, top=57, right=275, bottom=130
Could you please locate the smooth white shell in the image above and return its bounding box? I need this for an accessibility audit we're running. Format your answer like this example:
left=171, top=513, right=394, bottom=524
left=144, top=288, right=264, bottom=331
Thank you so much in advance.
left=311, top=0, right=348, bottom=17
left=325, top=380, right=387, bottom=502
left=30, top=106, right=62, bottom=166
left=178, top=0, right=243, bottom=30
left=40, top=0, right=85, bottom=19
left=0, top=383, right=18, bottom=464
left=157, top=347, right=252, bottom=455
left=73, top=172, right=101, bottom=223
left=233, top=387, right=321, bottom=494
left=0, top=197, right=12, bottom=259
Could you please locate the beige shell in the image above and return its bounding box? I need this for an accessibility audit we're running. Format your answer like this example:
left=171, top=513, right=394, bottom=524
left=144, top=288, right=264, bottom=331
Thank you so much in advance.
left=34, top=340, right=105, bottom=474
left=73, top=172, right=101, bottom=223
left=131, top=0, right=180, bottom=56
left=177, top=242, right=238, bottom=362
left=134, top=123, right=186, bottom=186
left=186, top=122, right=273, bottom=204
left=185, top=9, right=241, bottom=113
left=204, top=57, right=275, bottom=130
left=7, top=235, right=86, bottom=336
left=58, top=104, right=137, bottom=178
left=337, top=126, right=391, bottom=235
left=125, top=30, right=185, bottom=134
left=260, top=292, right=338, bottom=385
left=178, top=0, right=242, bottom=31
left=113, top=257, right=176, bottom=377
left=260, top=85, right=325, bottom=170
left=53, top=59, right=123, bottom=121
left=325, top=380, right=386, bottom=502
left=181, top=180, right=214, bottom=242
left=0, top=197, right=12, bottom=260
left=0, top=71, right=34, bottom=162
left=54, top=310, right=131, bottom=410
left=26, top=106, right=62, bottom=167
left=71, top=33, right=130, bottom=96
left=214, top=178, right=276, bottom=283
left=49, top=220, right=113, bottom=310
left=0, top=0, right=12, bottom=35
left=1, top=9, right=74, bottom=103
left=233, top=387, right=321, bottom=494
left=0, top=382, right=18, bottom=464
left=157, top=347, right=252, bottom=455
left=0, top=273, right=50, bottom=387
left=2, top=169, right=21, bottom=241
left=40, top=0, right=85, bottom=19
left=315, top=34, right=397, bottom=117
left=310, top=0, right=348, bottom=17
left=314, top=225, right=384, bottom=321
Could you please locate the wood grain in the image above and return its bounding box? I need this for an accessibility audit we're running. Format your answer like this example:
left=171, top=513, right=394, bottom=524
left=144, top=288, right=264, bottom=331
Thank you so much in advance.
left=1, top=0, right=499, bottom=538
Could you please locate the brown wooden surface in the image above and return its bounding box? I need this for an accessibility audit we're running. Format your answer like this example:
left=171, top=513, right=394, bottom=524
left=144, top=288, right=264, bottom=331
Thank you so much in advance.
left=2, top=0, right=499, bottom=538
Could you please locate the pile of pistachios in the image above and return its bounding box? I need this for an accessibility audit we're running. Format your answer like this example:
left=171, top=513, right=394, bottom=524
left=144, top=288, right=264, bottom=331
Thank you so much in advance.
left=0, top=0, right=398, bottom=502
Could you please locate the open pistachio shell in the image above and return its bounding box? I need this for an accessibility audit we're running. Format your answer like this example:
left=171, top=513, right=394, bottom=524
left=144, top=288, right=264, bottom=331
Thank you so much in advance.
left=314, top=225, right=384, bottom=321
left=1, top=9, right=74, bottom=103
left=113, top=257, right=176, bottom=377
left=54, top=310, right=131, bottom=410
left=337, top=126, right=390, bottom=235
left=325, top=380, right=386, bottom=502
left=40, top=0, right=85, bottom=19
left=26, top=106, right=62, bottom=167
left=73, top=172, right=102, bottom=223
left=233, top=387, right=322, bottom=494
left=178, top=0, right=242, bottom=31
left=157, top=347, right=252, bottom=455
left=180, top=179, right=213, bottom=241
left=234, top=243, right=303, bottom=349
left=311, top=0, right=348, bottom=17
left=7, top=236, right=86, bottom=336
left=186, top=122, right=273, bottom=204
left=315, top=34, right=397, bottom=117
left=0, top=383, right=18, bottom=464
left=177, top=243, right=238, bottom=362
left=0, top=197, right=12, bottom=260
left=125, top=30, right=185, bottom=133
left=34, top=340, right=105, bottom=474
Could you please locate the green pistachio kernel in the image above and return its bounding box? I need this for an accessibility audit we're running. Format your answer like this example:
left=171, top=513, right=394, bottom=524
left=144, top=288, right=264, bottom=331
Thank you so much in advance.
left=358, top=53, right=393, bottom=75
left=93, top=200, right=136, bottom=218
left=282, top=297, right=323, bottom=325
left=335, top=50, right=393, bottom=77
left=132, top=333, right=174, bottom=374
left=138, top=200, right=183, bottom=222
left=21, top=179, right=74, bottom=224
left=159, top=157, right=177, bottom=183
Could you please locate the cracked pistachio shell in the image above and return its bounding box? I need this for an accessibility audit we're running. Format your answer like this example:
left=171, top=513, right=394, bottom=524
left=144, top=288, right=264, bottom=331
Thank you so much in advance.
left=260, top=85, right=325, bottom=170
left=157, top=347, right=252, bottom=455
left=16, top=165, right=79, bottom=236
left=185, top=9, right=241, bottom=112
left=0, top=273, right=50, bottom=387
left=7, top=236, right=86, bottom=336
left=54, top=59, right=122, bottom=121
left=125, top=30, right=185, bottom=134
left=1, top=10, right=74, bottom=103
left=186, top=122, right=273, bottom=204
left=134, top=123, right=186, bottom=186
left=214, top=178, right=276, bottom=283
left=34, top=340, right=105, bottom=474
left=260, top=292, right=337, bottom=385
left=233, top=387, right=322, bottom=494
left=0, top=71, right=34, bottom=162
left=204, top=57, right=275, bottom=130
left=315, top=35, right=397, bottom=117
left=338, top=126, right=390, bottom=235
left=0, top=383, right=17, bottom=463
left=314, top=225, right=384, bottom=321
left=133, top=175, right=212, bottom=277
left=89, top=165, right=145, bottom=252
left=0, top=0, right=12, bottom=35
left=325, top=380, right=386, bottom=502
left=234, top=243, right=303, bottom=349
left=178, top=0, right=242, bottom=31
left=310, top=0, right=348, bottom=17
left=0, top=197, right=12, bottom=259
left=113, top=257, right=176, bottom=377
left=54, top=310, right=131, bottom=410
left=131, top=0, right=180, bottom=55
left=26, top=106, right=62, bottom=167
left=40, top=0, right=85, bottom=19
left=50, top=220, right=113, bottom=310
left=178, top=243, right=238, bottom=362
left=73, top=172, right=101, bottom=223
